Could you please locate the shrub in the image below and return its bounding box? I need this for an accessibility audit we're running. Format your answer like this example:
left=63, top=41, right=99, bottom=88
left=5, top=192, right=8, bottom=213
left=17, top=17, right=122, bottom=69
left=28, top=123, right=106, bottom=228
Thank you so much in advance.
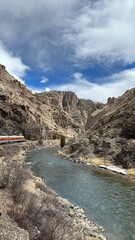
left=88, top=134, right=93, bottom=143
left=38, top=139, right=44, bottom=145
left=9, top=183, right=73, bottom=240
left=99, top=128, right=104, bottom=137
left=60, top=136, right=65, bottom=148
left=53, top=134, right=56, bottom=140
left=121, top=121, right=135, bottom=139
left=0, top=159, right=31, bottom=192
left=39, top=213, right=73, bottom=240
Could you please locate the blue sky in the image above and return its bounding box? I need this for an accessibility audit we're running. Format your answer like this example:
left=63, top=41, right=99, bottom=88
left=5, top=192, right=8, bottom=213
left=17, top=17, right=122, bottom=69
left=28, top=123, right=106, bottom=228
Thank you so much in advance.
left=0, top=0, right=135, bottom=102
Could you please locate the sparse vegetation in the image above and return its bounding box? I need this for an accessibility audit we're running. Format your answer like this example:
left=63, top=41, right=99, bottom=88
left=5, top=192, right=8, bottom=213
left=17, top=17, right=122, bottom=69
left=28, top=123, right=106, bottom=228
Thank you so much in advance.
left=38, top=138, right=44, bottom=145
left=0, top=159, right=76, bottom=240
left=121, top=120, right=135, bottom=139
left=88, top=134, right=93, bottom=143
left=98, top=129, right=104, bottom=137
left=53, top=134, right=56, bottom=140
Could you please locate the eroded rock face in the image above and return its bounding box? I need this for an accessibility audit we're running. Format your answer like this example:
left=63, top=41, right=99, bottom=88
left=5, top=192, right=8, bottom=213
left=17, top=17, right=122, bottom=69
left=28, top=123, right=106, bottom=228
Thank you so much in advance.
left=0, top=65, right=99, bottom=139
left=36, top=91, right=78, bottom=111
left=0, top=66, right=49, bottom=139
left=35, top=91, right=100, bottom=136
left=89, top=88, right=135, bottom=139
left=114, top=140, right=135, bottom=168
left=62, top=88, right=135, bottom=168
left=37, top=91, right=98, bottom=122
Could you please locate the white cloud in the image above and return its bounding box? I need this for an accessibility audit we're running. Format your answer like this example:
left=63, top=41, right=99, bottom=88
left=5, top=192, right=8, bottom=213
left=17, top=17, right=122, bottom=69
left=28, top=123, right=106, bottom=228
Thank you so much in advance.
left=0, top=41, right=29, bottom=83
left=64, top=0, right=135, bottom=65
left=1, top=0, right=135, bottom=68
left=27, top=86, right=51, bottom=93
left=0, top=0, right=80, bottom=69
left=0, top=0, right=135, bottom=96
left=45, top=87, right=51, bottom=92
left=27, top=86, right=43, bottom=93
left=40, top=77, right=49, bottom=84
left=50, top=69, right=135, bottom=103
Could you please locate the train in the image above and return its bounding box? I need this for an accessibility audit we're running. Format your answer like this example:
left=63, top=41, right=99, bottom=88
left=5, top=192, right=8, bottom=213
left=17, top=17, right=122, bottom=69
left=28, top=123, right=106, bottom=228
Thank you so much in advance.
left=0, top=136, right=25, bottom=144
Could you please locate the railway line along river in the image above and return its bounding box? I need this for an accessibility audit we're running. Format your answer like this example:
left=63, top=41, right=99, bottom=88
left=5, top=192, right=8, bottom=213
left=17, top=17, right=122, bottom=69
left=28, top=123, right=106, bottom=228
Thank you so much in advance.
left=27, top=146, right=135, bottom=240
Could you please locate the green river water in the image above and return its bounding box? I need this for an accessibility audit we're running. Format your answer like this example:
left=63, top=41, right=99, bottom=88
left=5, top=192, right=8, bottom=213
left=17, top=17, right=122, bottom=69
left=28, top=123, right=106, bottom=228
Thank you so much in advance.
left=27, top=147, right=135, bottom=240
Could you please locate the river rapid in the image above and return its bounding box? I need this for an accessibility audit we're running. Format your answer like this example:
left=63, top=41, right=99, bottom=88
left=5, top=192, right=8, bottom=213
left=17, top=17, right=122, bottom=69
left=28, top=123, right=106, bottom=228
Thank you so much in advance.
left=27, top=147, right=135, bottom=240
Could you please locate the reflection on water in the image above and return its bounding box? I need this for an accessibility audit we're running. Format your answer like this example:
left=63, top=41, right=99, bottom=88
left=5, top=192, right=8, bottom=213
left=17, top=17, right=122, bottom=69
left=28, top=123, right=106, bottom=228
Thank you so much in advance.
left=27, top=147, right=135, bottom=240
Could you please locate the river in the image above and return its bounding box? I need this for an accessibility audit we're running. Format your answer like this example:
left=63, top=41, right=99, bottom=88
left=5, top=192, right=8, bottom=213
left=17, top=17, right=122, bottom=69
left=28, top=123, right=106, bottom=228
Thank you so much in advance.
left=27, top=146, right=135, bottom=240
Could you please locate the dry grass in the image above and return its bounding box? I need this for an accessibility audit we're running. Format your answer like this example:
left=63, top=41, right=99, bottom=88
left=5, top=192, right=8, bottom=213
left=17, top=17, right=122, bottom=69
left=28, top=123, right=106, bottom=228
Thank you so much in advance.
left=0, top=159, right=75, bottom=240
left=126, top=168, right=135, bottom=177
left=87, top=157, right=111, bottom=166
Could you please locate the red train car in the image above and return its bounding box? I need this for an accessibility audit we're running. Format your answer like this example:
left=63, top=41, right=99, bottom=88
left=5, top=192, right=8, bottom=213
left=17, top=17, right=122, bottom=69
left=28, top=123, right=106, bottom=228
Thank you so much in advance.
left=0, top=136, right=25, bottom=144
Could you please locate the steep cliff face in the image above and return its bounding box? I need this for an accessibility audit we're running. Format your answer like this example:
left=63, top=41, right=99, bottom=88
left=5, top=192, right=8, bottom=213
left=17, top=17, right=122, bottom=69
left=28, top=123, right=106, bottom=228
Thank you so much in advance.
left=0, top=65, right=54, bottom=139
left=89, top=88, right=135, bottom=168
left=63, top=88, right=135, bottom=168
left=36, top=91, right=100, bottom=134
left=87, top=88, right=135, bottom=139
left=0, top=65, right=99, bottom=139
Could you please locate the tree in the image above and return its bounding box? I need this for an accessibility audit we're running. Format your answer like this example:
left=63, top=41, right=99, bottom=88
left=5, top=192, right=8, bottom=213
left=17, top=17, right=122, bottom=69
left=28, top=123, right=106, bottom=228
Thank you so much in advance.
left=60, top=136, right=65, bottom=148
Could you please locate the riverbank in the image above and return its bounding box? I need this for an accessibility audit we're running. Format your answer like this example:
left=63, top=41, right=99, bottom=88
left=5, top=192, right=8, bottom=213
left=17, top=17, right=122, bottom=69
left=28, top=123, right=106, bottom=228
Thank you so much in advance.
left=0, top=140, right=106, bottom=240
left=58, top=149, right=135, bottom=183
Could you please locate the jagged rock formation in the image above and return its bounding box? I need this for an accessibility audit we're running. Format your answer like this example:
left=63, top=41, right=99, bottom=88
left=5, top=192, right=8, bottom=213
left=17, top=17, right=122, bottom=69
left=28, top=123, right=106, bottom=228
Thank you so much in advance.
left=0, top=64, right=100, bottom=139
left=36, top=91, right=101, bottom=135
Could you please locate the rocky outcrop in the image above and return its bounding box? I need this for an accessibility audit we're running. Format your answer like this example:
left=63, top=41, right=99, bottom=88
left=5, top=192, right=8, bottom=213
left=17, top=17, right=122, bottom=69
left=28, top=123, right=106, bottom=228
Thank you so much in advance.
left=36, top=91, right=100, bottom=133
left=0, top=65, right=50, bottom=139
left=63, top=136, right=135, bottom=169
left=88, top=88, right=135, bottom=139
left=37, top=91, right=79, bottom=111
left=114, top=140, right=135, bottom=168
left=62, top=88, right=135, bottom=168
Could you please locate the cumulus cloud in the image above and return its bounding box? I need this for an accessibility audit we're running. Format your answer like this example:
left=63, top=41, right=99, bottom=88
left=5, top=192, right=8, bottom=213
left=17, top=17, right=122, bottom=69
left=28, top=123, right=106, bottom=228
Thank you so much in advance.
left=50, top=69, right=135, bottom=103
left=1, top=0, right=135, bottom=68
left=64, top=0, right=135, bottom=65
left=0, top=0, right=80, bottom=69
left=40, top=77, right=49, bottom=84
left=0, top=41, right=29, bottom=83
